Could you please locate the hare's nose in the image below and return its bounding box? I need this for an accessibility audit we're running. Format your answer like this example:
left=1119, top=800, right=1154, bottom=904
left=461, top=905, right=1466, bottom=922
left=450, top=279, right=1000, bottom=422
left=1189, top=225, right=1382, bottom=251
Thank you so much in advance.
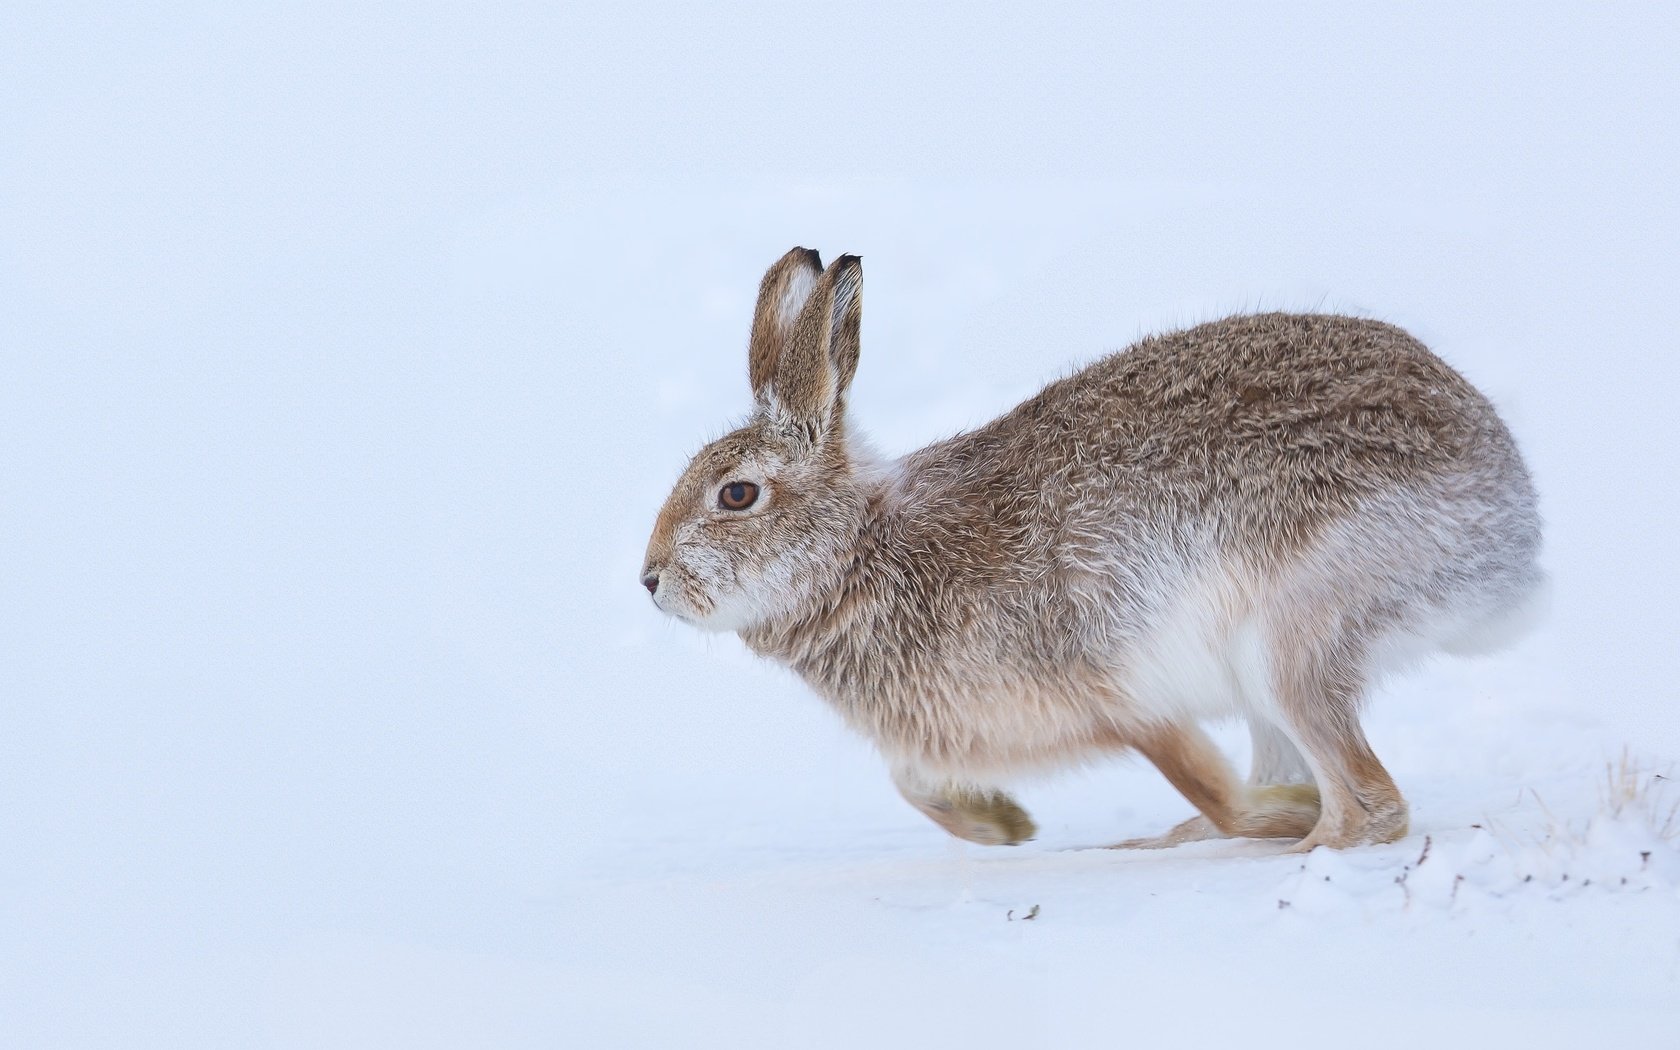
left=641, top=572, right=660, bottom=596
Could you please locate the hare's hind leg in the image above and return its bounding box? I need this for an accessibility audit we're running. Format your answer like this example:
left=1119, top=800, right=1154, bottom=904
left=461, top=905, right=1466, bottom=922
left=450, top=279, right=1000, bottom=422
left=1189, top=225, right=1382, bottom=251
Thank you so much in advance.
left=1249, top=718, right=1313, bottom=786
left=1122, top=721, right=1318, bottom=848
left=1266, top=645, right=1408, bottom=851
left=1112, top=723, right=1320, bottom=848
left=892, top=768, right=1037, bottom=846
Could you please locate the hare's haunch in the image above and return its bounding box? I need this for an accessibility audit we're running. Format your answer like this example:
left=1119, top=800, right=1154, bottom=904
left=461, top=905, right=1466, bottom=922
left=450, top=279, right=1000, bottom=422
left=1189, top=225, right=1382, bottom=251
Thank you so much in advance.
left=642, top=247, right=1544, bottom=851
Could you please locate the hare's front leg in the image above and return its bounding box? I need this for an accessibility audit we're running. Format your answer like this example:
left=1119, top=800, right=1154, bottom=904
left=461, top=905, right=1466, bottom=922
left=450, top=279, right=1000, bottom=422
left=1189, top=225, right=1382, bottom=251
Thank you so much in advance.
left=1113, top=722, right=1320, bottom=848
left=892, top=768, right=1037, bottom=845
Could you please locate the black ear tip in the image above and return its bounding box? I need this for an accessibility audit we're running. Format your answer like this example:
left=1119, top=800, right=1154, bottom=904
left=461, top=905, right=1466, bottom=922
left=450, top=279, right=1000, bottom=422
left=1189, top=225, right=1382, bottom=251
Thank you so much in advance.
left=801, top=247, right=823, bottom=269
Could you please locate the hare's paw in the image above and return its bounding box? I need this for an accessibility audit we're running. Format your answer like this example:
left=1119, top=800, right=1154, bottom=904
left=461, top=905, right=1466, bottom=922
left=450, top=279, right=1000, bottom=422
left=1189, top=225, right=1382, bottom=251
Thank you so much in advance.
left=1113, top=784, right=1322, bottom=849
left=1110, top=813, right=1225, bottom=850
left=1284, top=796, right=1408, bottom=852
left=1231, top=783, right=1321, bottom=840
left=924, top=787, right=1038, bottom=846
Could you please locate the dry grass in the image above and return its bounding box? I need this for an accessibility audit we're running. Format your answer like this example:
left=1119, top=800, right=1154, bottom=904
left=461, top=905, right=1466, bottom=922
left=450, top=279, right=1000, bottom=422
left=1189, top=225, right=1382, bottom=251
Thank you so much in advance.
left=1597, top=747, right=1679, bottom=841
left=1475, top=749, right=1679, bottom=887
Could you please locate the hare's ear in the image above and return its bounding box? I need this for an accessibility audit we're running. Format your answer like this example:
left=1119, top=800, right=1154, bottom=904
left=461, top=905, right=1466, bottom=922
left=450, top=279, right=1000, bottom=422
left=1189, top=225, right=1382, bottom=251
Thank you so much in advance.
left=826, top=255, right=862, bottom=413
left=748, top=247, right=824, bottom=403
left=771, top=255, right=862, bottom=441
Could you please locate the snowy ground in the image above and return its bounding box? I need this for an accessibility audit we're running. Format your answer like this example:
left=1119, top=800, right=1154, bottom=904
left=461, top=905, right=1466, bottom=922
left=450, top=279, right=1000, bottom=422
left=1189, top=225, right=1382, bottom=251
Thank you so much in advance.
left=5, top=4, right=1680, bottom=1048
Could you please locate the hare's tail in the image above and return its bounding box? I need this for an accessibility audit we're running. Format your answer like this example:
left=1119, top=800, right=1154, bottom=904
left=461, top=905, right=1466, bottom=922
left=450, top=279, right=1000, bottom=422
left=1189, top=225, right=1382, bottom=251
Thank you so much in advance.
left=1440, top=568, right=1550, bottom=657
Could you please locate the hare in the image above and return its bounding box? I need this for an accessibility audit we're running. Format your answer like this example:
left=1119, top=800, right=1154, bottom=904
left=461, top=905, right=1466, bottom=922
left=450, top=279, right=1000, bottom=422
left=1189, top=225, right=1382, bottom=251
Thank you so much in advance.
left=641, top=247, right=1544, bottom=852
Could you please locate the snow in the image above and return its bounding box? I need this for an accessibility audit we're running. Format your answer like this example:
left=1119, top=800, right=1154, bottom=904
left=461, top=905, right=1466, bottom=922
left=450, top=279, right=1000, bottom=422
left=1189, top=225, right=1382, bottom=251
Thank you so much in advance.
left=5, top=4, right=1680, bottom=1048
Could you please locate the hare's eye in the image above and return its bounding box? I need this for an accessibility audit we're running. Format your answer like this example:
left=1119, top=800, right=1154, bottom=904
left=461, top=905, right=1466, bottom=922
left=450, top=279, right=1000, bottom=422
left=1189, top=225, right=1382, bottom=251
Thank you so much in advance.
left=718, top=481, right=759, bottom=511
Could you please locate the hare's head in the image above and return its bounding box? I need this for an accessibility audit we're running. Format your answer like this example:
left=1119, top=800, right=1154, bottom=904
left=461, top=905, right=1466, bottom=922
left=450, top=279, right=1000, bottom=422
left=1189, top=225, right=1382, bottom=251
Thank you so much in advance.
left=641, top=248, right=867, bottom=632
